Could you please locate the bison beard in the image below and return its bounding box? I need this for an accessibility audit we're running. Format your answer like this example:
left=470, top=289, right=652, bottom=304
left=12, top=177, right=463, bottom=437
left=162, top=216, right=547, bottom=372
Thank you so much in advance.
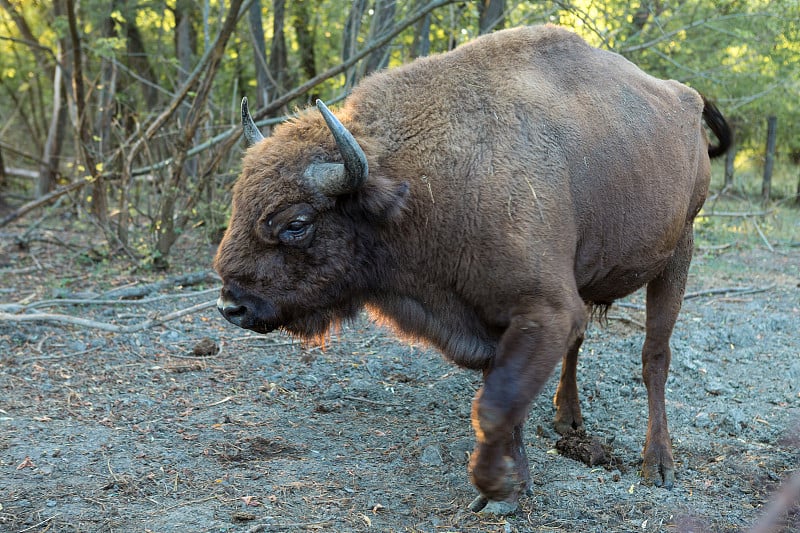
left=214, top=24, right=732, bottom=515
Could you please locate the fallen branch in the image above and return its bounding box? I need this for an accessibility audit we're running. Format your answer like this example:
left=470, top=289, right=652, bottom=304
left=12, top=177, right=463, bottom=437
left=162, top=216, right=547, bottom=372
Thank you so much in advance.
left=698, top=243, right=733, bottom=252
left=12, top=287, right=220, bottom=312
left=618, top=285, right=774, bottom=311
left=683, top=285, right=774, bottom=300
left=100, top=271, right=217, bottom=299
left=700, top=210, right=771, bottom=217
left=0, top=179, right=87, bottom=228
left=0, top=300, right=216, bottom=333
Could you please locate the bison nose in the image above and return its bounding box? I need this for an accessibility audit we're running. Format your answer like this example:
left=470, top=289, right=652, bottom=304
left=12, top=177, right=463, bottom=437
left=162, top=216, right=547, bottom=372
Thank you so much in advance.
left=217, top=298, right=248, bottom=326
left=216, top=286, right=278, bottom=333
left=217, top=292, right=249, bottom=327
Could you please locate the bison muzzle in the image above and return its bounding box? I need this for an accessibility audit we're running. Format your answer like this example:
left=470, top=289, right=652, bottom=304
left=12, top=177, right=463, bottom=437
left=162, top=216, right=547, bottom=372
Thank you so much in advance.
left=214, top=24, right=731, bottom=514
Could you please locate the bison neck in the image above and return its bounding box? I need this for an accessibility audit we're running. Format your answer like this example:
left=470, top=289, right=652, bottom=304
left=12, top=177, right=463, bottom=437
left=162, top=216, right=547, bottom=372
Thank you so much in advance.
left=364, top=291, right=498, bottom=370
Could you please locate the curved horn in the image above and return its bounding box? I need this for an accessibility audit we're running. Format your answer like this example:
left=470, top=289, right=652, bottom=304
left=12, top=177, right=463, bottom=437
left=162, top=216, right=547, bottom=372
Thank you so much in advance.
left=241, top=97, right=264, bottom=148
left=315, top=99, right=368, bottom=193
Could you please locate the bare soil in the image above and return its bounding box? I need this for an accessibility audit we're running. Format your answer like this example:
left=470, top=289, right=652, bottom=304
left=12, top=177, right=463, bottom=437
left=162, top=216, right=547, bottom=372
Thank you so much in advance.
left=1, top=232, right=798, bottom=532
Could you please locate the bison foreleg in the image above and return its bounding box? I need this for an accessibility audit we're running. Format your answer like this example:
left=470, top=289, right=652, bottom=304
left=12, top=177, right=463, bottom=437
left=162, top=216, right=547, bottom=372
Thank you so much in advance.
left=640, top=227, right=694, bottom=489
left=469, top=423, right=531, bottom=515
left=469, top=302, right=586, bottom=513
left=553, top=334, right=585, bottom=434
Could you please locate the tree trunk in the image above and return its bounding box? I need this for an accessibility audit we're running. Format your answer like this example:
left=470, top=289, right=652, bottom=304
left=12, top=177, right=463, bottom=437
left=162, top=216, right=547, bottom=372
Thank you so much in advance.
left=478, top=0, right=505, bottom=34
left=124, top=5, right=160, bottom=108
left=175, top=0, right=199, bottom=205
left=343, top=0, right=368, bottom=90
left=364, top=0, right=397, bottom=75
left=96, top=6, right=118, bottom=165
left=1, top=0, right=65, bottom=198
left=154, top=0, right=245, bottom=268
left=267, top=0, right=288, bottom=103
left=0, top=144, right=7, bottom=213
left=724, top=140, right=736, bottom=189
left=66, top=0, right=108, bottom=227
left=411, top=1, right=431, bottom=58
left=248, top=0, right=270, bottom=108
left=291, top=0, right=317, bottom=98
left=175, top=0, right=198, bottom=89
left=795, top=168, right=800, bottom=206
left=762, top=115, right=777, bottom=203
left=38, top=43, right=67, bottom=198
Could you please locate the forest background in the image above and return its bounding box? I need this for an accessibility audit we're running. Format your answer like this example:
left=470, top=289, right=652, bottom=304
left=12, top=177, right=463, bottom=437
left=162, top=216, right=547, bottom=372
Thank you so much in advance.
left=0, top=0, right=798, bottom=269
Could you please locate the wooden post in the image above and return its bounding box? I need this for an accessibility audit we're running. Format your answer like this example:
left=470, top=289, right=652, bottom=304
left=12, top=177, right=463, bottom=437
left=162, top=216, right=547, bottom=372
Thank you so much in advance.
left=796, top=168, right=800, bottom=206
left=0, top=144, right=6, bottom=185
left=724, top=140, right=736, bottom=189
left=762, top=116, right=777, bottom=202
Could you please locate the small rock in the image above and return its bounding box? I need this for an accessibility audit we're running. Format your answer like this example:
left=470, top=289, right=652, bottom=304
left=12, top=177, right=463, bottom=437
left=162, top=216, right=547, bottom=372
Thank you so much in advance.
left=159, top=330, right=186, bottom=343
left=322, top=383, right=343, bottom=400
left=420, top=444, right=443, bottom=466
left=704, top=381, right=733, bottom=396
left=693, top=412, right=714, bottom=429
left=719, top=408, right=747, bottom=435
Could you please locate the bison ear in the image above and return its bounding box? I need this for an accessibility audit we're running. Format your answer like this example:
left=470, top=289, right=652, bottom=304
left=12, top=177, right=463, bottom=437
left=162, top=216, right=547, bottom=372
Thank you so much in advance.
left=352, top=176, right=410, bottom=223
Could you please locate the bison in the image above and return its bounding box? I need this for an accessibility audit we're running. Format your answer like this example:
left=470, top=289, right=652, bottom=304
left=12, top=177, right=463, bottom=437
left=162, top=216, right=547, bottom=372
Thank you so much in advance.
left=214, top=24, right=731, bottom=514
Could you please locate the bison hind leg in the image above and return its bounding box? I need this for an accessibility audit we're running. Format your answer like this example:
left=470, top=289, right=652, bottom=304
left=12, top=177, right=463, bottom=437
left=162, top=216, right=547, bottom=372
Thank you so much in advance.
left=553, top=333, right=585, bottom=434
left=640, top=226, right=695, bottom=489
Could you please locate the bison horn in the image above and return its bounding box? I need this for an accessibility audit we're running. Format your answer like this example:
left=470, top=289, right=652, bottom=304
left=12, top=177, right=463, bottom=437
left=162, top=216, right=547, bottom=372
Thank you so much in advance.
left=312, top=99, right=368, bottom=195
left=241, top=97, right=264, bottom=148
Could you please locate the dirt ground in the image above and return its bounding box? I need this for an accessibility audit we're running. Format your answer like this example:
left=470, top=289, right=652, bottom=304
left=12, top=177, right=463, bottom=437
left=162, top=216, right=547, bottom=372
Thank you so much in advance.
left=0, top=231, right=798, bottom=532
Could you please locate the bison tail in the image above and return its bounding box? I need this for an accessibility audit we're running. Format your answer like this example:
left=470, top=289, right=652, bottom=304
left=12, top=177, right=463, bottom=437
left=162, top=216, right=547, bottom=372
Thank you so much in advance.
left=701, top=96, right=733, bottom=159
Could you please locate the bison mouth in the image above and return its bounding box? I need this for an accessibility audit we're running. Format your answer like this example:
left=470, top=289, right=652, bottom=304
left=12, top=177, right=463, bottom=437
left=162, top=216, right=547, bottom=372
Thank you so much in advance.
left=217, top=284, right=359, bottom=340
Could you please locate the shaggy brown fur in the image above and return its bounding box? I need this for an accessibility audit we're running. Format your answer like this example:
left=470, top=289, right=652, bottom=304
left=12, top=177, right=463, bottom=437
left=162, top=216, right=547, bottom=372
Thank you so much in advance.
left=214, top=24, right=731, bottom=513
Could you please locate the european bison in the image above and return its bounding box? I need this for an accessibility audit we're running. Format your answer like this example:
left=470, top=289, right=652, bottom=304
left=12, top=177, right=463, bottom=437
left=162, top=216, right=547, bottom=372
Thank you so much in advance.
left=214, top=24, right=731, bottom=514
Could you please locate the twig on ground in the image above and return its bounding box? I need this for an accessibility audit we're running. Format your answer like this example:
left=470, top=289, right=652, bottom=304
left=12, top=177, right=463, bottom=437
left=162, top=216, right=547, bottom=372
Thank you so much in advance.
left=206, top=396, right=234, bottom=408
left=27, top=346, right=100, bottom=361
left=608, top=314, right=645, bottom=329
left=748, top=217, right=775, bottom=252
left=0, top=300, right=216, bottom=332
left=343, top=395, right=400, bottom=407
left=247, top=520, right=332, bottom=532
left=14, top=514, right=61, bottom=533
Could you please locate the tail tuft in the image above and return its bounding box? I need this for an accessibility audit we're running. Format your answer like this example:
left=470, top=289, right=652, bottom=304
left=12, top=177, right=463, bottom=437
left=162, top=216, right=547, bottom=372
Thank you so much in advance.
left=702, top=96, right=732, bottom=159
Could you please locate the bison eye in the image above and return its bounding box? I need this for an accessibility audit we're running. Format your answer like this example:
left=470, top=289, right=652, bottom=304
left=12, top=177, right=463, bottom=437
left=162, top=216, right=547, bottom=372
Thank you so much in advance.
left=278, top=216, right=313, bottom=245
left=261, top=203, right=316, bottom=246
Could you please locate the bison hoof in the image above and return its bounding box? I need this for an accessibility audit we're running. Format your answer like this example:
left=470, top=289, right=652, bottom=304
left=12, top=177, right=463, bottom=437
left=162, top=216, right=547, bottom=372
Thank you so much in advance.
left=641, top=444, right=675, bottom=489
left=642, top=464, right=675, bottom=489
left=553, top=417, right=584, bottom=436
left=468, top=494, right=519, bottom=515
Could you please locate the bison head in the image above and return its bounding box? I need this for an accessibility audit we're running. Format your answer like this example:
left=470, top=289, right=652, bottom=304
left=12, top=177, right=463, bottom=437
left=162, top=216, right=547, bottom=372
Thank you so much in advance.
left=214, top=98, right=409, bottom=339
